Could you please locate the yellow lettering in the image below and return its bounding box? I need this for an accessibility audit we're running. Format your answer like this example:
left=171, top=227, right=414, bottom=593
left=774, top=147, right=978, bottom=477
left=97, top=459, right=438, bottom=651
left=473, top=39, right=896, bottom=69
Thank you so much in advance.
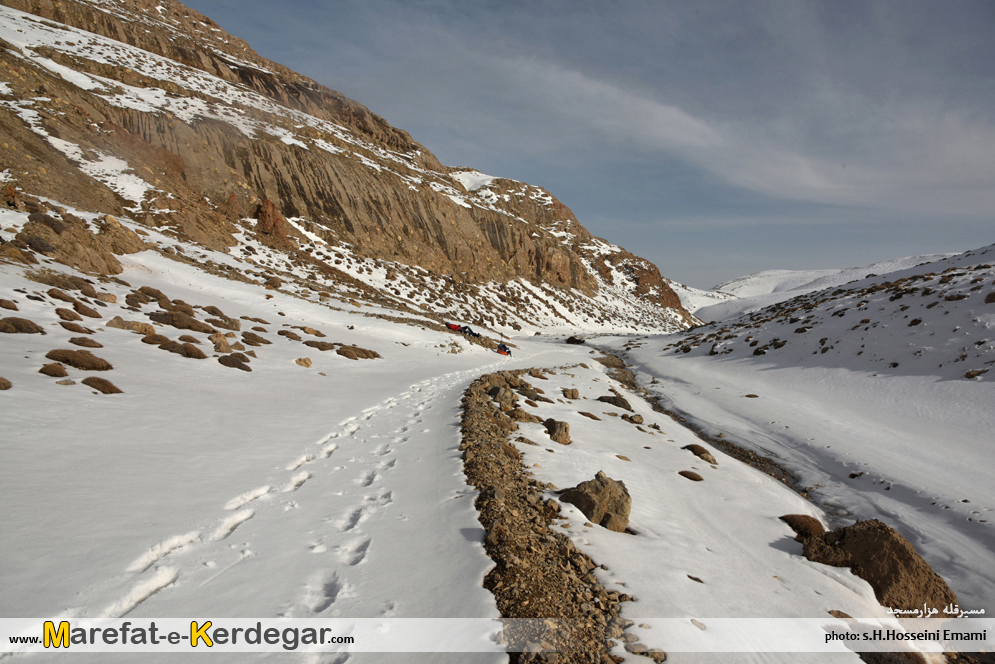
left=190, top=621, right=213, bottom=647
left=44, top=621, right=69, bottom=648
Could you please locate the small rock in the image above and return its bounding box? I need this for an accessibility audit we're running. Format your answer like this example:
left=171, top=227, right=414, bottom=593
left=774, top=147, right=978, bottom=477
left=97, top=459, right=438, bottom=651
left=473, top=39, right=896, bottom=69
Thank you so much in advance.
left=0, top=377, right=11, bottom=390
left=56, top=379, right=75, bottom=386
left=678, top=470, right=704, bottom=481
left=81, top=376, right=122, bottom=394
left=682, top=444, right=717, bottom=465
left=295, top=357, right=312, bottom=368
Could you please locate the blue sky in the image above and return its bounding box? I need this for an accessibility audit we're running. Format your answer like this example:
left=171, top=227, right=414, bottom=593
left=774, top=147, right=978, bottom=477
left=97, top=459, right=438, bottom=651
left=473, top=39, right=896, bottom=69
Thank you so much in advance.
left=185, top=0, right=995, bottom=288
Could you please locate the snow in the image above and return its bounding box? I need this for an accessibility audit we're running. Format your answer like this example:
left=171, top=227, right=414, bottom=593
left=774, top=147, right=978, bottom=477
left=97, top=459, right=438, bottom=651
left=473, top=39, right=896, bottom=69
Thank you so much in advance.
left=696, top=253, right=957, bottom=321
left=4, top=229, right=990, bottom=660
left=451, top=170, right=498, bottom=192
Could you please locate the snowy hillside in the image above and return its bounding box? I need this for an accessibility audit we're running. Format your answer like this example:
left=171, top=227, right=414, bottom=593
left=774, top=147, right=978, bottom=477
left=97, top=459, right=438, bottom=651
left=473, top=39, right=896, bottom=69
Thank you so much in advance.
left=595, top=244, right=995, bottom=633
left=694, top=253, right=955, bottom=322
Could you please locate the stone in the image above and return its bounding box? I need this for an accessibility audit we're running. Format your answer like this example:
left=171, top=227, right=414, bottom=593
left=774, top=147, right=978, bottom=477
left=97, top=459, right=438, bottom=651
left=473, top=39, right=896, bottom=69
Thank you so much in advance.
left=543, top=418, right=571, bottom=445
left=559, top=471, right=631, bottom=532
left=39, top=363, right=68, bottom=377
left=0, top=377, right=11, bottom=390
left=562, top=388, right=579, bottom=399
left=106, top=316, right=155, bottom=336
left=295, top=357, right=312, bottom=368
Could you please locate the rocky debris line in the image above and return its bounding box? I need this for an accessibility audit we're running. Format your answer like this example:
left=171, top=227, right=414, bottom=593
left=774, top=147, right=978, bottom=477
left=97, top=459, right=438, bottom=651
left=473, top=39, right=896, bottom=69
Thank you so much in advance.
left=559, top=472, right=632, bottom=533
left=800, top=519, right=959, bottom=614
left=461, top=370, right=661, bottom=663
left=601, top=350, right=796, bottom=488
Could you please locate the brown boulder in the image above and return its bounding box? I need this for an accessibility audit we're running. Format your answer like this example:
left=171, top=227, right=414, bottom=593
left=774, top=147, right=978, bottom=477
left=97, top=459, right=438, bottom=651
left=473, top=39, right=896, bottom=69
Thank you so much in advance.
left=560, top=471, right=632, bottom=532
left=304, top=340, right=336, bottom=351
left=295, top=357, right=312, bottom=368
left=0, top=299, right=18, bottom=311
left=508, top=408, right=543, bottom=423
left=106, top=316, right=155, bottom=336
left=55, top=307, right=82, bottom=322
left=679, top=470, right=704, bottom=482
left=543, top=418, right=571, bottom=445
left=0, top=377, right=11, bottom=390
left=562, top=388, right=580, bottom=399
left=802, top=519, right=958, bottom=612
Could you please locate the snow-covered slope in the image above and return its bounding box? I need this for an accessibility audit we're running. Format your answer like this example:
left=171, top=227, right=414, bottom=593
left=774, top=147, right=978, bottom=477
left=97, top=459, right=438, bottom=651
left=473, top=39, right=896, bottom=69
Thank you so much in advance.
left=695, top=253, right=955, bottom=322
left=595, top=243, right=995, bottom=624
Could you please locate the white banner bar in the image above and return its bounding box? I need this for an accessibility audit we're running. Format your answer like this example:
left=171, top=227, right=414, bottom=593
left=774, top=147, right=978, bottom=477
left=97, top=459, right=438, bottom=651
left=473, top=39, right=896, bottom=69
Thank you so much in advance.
left=0, top=618, right=991, bottom=654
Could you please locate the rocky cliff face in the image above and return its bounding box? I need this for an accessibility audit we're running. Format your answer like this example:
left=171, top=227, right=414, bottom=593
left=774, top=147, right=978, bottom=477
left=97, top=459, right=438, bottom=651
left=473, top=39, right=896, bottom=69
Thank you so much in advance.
left=0, top=0, right=694, bottom=333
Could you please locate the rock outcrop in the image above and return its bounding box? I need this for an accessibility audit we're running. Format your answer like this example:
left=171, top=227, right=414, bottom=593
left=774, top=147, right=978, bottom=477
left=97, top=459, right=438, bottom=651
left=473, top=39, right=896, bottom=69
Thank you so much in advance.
left=802, top=519, right=958, bottom=613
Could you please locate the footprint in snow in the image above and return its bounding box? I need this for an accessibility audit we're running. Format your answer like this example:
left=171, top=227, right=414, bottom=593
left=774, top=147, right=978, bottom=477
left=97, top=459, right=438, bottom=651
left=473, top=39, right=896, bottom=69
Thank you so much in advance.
left=224, top=485, right=271, bottom=511
left=283, top=471, right=311, bottom=493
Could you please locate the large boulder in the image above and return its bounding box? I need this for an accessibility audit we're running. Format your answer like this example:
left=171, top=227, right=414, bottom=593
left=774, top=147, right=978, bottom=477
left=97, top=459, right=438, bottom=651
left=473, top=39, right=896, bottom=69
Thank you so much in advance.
left=543, top=418, right=571, bottom=445
left=560, top=471, right=631, bottom=532
left=802, top=519, right=958, bottom=613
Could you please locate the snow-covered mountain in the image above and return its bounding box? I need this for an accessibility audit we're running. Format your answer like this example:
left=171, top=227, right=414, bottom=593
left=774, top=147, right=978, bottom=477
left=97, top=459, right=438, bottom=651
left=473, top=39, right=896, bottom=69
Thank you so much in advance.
left=0, top=0, right=693, bottom=335
left=1, top=1, right=993, bottom=662
left=692, top=253, right=956, bottom=322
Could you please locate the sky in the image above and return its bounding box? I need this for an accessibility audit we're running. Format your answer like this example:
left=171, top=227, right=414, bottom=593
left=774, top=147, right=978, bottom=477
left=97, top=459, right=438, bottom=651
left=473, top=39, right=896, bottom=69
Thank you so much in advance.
left=184, top=0, right=995, bottom=288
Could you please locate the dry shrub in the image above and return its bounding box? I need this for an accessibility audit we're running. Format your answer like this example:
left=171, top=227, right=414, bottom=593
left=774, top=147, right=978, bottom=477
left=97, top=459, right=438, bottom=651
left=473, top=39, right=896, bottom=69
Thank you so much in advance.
left=47, top=288, right=75, bottom=303
left=205, top=316, right=240, bottom=331
left=682, top=444, right=717, bottom=465
left=55, top=308, right=82, bottom=322
left=336, top=345, right=380, bottom=360
left=779, top=514, right=826, bottom=542
left=159, top=340, right=207, bottom=359
left=25, top=270, right=97, bottom=297
left=241, top=331, right=271, bottom=346
left=69, top=336, right=103, bottom=348
left=148, top=310, right=215, bottom=334
left=178, top=335, right=200, bottom=344
left=72, top=301, right=101, bottom=318
left=0, top=317, right=45, bottom=334
left=60, top=321, right=93, bottom=334
left=82, top=376, right=122, bottom=394
left=45, top=349, right=112, bottom=370
left=218, top=355, right=251, bottom=372
left=39, top=363, right=68, bottom=377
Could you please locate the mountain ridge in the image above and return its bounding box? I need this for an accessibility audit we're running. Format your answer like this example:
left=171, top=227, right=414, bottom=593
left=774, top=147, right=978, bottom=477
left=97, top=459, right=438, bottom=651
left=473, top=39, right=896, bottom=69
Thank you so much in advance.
left=0, top=0, right=693, bottom=334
